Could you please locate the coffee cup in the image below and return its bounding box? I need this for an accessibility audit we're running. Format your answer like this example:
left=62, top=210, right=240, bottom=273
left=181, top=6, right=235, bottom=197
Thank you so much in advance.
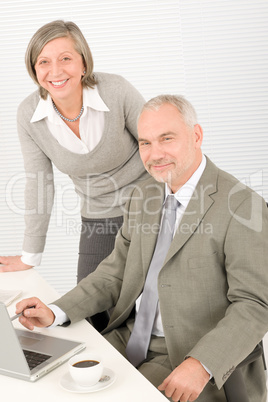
left=68, top=353, right=104, bottom=387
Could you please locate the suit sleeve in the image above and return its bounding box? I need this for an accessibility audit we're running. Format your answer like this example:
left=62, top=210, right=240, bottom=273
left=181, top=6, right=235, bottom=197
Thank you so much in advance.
left=187, top=196, right=268, bottom=389
left=52, top=194, right=134, bottom=323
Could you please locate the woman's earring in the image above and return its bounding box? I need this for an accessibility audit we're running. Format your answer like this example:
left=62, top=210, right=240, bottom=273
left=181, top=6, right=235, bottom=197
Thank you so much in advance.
left=83, top=70, right=86, bottom=75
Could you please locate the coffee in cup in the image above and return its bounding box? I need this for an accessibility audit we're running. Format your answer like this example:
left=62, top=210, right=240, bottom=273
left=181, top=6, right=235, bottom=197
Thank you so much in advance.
left=69, top=353, right=103, bottom=387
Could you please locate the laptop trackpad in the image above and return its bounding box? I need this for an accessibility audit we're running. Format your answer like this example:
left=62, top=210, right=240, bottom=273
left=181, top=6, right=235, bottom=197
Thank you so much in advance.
left=17, top=332, right=45, bottom=348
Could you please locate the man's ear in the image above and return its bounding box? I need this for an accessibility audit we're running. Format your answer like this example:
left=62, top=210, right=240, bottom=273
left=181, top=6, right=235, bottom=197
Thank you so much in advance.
left=194, top=124, right=203, bottom=149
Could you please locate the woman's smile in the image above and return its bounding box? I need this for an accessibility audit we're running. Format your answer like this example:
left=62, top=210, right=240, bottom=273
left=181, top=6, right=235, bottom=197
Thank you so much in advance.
left=50, top=79, right=68, bottom=88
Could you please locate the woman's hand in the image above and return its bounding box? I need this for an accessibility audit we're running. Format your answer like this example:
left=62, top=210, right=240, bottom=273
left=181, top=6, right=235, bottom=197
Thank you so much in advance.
left=16, top=297, right=55, bottom=330
left=0, top=255, right=33, bottom=272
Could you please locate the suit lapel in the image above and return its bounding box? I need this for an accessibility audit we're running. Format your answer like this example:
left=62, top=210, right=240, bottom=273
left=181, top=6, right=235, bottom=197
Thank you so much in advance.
left=139, top=158, right=219, bottom=272
left=165, top=157, right=218, bottom=264
left=140, top=182, right=165, bottom=275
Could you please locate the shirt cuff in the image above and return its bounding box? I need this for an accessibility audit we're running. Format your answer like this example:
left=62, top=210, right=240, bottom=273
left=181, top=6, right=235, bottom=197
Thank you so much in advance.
left=21, top=251, right=43, bottom=266
left=201, top=362, right=213, bottom=380
left=48, top=304, right=69, bottom=327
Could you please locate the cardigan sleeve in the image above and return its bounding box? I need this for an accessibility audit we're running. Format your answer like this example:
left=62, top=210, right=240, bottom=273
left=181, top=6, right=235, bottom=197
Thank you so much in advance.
left=17, top=104, right=55, bottom=253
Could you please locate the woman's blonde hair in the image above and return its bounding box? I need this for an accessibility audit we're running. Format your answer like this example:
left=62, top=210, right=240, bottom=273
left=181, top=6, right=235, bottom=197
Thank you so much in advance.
left=25, top=20, right=97, bottom=99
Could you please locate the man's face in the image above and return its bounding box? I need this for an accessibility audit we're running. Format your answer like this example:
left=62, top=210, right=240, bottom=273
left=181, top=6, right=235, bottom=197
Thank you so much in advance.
left=138, top=103, right=203, bottom=193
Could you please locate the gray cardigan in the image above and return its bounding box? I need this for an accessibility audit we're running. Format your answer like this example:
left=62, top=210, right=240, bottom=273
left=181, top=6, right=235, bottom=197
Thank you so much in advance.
left=17, top=72, right=149, bottom=253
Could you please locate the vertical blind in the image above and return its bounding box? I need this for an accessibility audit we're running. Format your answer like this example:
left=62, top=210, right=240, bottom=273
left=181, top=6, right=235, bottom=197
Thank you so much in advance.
left=0, top=0, right=267, bottom=294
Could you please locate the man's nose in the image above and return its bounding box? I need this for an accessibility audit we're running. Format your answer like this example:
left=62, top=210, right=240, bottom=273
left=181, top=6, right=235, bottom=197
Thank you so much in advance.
left=149, top=143, right=166, bottom=160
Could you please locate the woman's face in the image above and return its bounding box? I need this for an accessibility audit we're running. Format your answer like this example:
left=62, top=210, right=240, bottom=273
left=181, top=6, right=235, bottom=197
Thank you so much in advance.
left=35, top=36, right=85, bottom=104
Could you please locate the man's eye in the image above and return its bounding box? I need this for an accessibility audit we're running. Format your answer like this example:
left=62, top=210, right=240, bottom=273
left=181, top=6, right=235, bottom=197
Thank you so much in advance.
left=139, top=142, right=149, bottom=147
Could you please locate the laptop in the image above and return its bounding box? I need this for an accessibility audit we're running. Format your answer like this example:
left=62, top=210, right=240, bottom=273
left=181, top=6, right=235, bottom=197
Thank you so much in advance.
left=0, top=302, right=86, bottom=382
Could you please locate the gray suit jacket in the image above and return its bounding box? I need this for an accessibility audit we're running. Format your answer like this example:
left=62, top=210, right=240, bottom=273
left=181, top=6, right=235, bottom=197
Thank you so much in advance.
left=55, top=157, right=268, bottom=400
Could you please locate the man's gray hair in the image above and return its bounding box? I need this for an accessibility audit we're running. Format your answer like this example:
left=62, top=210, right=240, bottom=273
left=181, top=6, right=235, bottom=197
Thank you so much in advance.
left=141, top=95, right=198, bottom=128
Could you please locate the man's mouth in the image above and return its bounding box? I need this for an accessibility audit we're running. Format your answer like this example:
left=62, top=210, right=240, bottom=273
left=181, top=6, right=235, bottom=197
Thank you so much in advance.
left=148, top=161, right=173, bottom=171
left=152, top=163, right=172, bottom=170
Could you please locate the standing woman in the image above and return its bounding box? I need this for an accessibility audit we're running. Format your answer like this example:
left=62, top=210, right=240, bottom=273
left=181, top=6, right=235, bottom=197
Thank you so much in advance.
left=0, top=20, right=148, bottom=329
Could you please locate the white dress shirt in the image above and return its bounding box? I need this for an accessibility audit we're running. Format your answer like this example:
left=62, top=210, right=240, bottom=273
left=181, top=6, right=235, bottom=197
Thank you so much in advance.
left=21, top=86, right=109, bottom=267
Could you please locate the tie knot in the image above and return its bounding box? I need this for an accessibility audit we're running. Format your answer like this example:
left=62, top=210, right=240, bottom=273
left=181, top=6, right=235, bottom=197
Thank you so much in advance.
left=164, top=195, right=178, bottom=211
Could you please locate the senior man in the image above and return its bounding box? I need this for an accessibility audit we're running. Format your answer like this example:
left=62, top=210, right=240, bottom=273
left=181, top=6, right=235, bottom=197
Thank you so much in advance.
left=17, top=95, right=268, bottom=402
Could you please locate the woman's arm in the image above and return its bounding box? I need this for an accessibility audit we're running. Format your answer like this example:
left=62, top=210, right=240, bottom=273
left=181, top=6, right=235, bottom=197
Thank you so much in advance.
left=17, top=116, right=55, bottom=255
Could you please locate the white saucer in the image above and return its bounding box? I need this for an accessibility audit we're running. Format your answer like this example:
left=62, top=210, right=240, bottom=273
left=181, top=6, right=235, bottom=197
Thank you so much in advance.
left=60, top=367, right=116, bottom=393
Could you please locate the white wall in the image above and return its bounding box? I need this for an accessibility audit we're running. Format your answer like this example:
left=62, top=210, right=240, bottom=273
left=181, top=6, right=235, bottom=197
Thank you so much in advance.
left=0, top=0, right=267, bottom=294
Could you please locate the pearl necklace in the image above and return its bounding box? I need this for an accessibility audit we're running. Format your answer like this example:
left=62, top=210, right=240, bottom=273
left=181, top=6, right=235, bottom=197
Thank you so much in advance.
left=52, top=100, right=84, bottom=122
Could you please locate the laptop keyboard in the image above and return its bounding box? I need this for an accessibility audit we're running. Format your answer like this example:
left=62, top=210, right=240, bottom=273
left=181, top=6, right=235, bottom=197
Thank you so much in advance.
left=23, top=349, right=51, bottom=370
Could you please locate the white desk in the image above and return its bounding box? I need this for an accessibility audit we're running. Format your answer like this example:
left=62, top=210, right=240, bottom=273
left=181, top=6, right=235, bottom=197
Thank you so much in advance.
left=1, top=269, right=167, bottom=402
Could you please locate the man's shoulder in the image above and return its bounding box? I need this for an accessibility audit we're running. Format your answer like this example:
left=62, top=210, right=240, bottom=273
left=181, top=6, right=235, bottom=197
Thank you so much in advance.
left=204, top=156, right=265, bottom=208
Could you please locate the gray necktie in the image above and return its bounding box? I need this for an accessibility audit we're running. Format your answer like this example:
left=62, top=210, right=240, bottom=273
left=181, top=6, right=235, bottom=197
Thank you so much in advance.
left=126, top=194, right=178, bottom=367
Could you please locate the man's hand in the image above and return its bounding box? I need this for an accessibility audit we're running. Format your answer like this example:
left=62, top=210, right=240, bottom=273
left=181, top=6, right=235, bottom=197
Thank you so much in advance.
left=16, top=297, right=55, bottom=330
left=158, top=357, right=210, bottom=402
left=0, top=255, right=33, bottom=272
